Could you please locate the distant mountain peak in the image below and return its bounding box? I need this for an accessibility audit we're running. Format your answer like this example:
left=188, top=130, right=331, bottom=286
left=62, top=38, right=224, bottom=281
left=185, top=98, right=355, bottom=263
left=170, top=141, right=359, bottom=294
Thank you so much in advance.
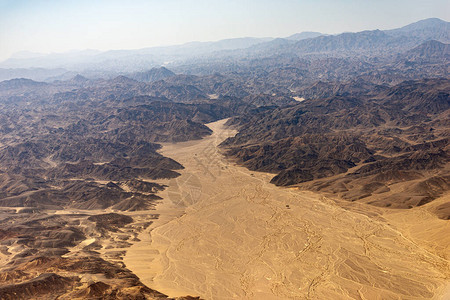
left=404, top=40, right=450, bottom=59
left=128, top=67, right=175, bottom=83
left=111, top=75, right=138, bottom=84
left=389, top=17, right=449, bottom=32
left=286, top=31, right=323, bottom=41
left=158, top=66, right=172, bottom=72
left=385, top=18, right=450, bottom=44
left=0, top=77, right=47, bottom=89
left=404, top=17, right=447, bottom=27
left=415, top=39, right=446, bottom=47
left=71, top=74, right=89, bottom=82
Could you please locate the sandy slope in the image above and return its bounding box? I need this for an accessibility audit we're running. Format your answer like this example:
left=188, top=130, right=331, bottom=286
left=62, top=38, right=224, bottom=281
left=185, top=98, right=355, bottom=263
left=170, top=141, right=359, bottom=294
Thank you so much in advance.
left=124, top=119, right=450, bottom=299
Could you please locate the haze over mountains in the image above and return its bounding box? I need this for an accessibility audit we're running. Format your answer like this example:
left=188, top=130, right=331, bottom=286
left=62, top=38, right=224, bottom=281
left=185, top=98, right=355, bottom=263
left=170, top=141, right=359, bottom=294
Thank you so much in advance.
left=0, top=17, right=449, bottom=299
left=0, top=18, right=448, bottom=80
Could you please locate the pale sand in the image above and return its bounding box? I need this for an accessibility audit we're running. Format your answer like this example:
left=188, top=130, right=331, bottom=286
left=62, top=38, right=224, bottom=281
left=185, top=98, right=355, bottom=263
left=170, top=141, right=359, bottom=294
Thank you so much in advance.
left=124, top=119, right=450, bottom=299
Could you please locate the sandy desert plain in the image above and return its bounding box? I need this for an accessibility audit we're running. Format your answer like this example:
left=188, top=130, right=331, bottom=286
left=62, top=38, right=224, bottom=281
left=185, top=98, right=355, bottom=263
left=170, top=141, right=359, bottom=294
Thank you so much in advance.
left=124, top=119, right=450, bottom=299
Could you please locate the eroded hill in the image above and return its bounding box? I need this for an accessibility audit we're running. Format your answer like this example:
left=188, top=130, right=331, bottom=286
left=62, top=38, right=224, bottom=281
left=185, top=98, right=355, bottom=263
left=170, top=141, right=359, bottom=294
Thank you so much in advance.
left=221, top=78, right=450, bottom=215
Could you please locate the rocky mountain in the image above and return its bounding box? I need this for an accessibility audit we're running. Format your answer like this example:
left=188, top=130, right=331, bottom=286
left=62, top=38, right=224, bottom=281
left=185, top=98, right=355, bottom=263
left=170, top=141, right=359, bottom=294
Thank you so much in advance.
left=292, top=29, right=400, bottom=54
left=0, top=78, right=48, bottom=90
left=0, top=37, right=273, bottom=71
left=286, top=31, right=323, bottom=41
left=221, top=78, right=450, bottom=213
left=1, top=18, right=447, bottom=75
left=386, top=17, right=450, bottom=42
left=245, top=19, right=448, bottom=58
left=402, top=40, right=450, bottom=61
left=128, top=67, right=176, bottom=82
left=0, top=69, right=250, bottom=299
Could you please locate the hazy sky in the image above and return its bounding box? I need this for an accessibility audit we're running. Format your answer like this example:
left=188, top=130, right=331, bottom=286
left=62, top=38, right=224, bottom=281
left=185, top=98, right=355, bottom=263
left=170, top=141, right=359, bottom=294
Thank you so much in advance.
left=1, top=0, right=449, bottom=61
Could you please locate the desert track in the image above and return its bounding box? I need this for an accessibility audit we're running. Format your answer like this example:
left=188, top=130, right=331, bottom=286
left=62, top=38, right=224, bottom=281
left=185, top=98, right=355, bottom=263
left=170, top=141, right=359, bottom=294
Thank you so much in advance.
left=124, top=119, right=450, bottom=299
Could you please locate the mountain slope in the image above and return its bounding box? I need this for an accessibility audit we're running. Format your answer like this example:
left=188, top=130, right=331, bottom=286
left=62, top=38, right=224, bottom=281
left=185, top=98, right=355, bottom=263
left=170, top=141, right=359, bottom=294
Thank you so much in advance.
left=403, top=40, right=450, bottom=61
left=1, top=18, right=448, bottom=72
left=386, top=18, right=450, bottom=42
left=128, top=67, right=176, bottom=82
left=286, top=31, right=323, bottom=40
left=221, top=78, right=450, bottom=213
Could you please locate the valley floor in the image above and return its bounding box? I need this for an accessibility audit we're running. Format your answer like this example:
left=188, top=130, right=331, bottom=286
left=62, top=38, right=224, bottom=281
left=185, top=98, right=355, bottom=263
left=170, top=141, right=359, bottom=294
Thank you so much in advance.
left=124, top=119, right=450, bottom=299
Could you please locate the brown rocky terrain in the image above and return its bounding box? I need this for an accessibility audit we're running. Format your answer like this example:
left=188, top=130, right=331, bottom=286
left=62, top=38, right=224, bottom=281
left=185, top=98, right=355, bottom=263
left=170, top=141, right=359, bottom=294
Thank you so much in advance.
left=221, top=78, right=450, bottom=216
left=0, top=74, right=234, bottom=299
left=0, top=18, right=448, bottom=299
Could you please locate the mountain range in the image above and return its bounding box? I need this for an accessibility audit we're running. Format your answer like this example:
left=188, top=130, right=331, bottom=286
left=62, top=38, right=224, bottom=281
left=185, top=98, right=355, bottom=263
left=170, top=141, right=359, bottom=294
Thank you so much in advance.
left=0, top=16, right=448, bottom=299
left=0, top=18, right=448, bottom=79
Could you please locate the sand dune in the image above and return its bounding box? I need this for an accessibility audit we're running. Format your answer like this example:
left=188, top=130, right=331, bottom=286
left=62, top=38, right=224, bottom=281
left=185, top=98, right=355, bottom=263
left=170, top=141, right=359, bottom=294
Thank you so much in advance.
left=124, top=119, right=449, bottom=299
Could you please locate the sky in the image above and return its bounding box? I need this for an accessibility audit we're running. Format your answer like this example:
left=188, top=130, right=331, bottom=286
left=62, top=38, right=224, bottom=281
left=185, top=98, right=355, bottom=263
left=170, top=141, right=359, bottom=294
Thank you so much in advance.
left=0, top=0, right=449, bottom=61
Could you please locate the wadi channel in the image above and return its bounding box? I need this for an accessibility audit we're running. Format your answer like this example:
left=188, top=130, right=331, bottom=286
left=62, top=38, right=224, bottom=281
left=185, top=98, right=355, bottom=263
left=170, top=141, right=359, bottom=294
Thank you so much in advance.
left=124, top=119, right=450, bottom=300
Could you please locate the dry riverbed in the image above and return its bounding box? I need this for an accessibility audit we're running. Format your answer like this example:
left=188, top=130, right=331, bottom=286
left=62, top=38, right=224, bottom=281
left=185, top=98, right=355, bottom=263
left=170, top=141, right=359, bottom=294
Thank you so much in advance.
left=124, top=119, right=450, bottom=300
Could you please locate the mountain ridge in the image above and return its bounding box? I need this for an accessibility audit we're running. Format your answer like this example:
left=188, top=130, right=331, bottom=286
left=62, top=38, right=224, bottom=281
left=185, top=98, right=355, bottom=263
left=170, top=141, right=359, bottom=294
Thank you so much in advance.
left=1, top=18, right=447, bottom=73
